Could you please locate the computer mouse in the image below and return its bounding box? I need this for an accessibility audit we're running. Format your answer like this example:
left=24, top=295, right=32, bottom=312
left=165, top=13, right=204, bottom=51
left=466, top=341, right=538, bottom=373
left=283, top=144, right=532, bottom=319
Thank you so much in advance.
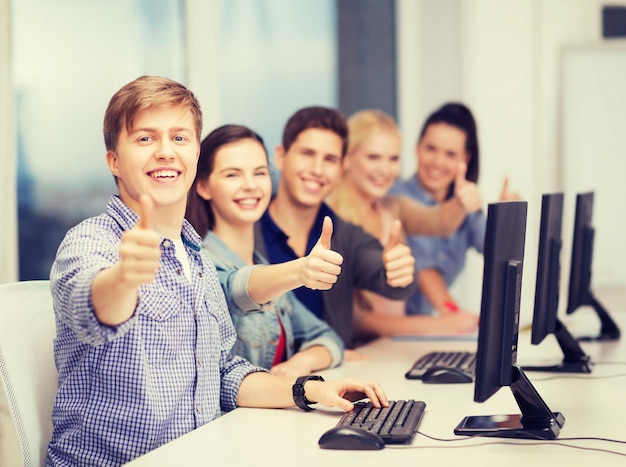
left=318, top=425, right=385, bottom=450
left=421, top=366, right=473, bottom=384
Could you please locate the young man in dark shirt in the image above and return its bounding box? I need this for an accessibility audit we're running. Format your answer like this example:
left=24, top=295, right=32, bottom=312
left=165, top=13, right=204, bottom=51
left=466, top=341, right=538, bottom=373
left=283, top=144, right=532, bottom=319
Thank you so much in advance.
left=256, top=106, right=473, bottom=349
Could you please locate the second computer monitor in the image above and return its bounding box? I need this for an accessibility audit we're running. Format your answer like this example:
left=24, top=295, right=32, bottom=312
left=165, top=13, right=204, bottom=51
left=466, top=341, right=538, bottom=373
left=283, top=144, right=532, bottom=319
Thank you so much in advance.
left=532, top=193, right=564, bottom=344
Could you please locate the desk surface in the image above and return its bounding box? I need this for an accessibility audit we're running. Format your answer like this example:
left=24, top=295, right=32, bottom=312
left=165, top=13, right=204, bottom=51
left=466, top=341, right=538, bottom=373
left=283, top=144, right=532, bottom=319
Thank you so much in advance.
left=125, top=290, right=626, bottom=467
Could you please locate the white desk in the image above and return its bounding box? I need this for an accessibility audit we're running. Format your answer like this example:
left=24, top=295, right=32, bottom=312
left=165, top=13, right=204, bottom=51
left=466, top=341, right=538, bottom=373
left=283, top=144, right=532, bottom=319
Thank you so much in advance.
left=125, top=291, right=626, bottom=467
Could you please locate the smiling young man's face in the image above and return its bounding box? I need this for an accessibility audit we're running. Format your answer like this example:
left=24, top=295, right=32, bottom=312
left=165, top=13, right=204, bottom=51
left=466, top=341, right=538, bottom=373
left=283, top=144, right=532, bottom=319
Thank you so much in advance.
left=274, top=128, right=343, bottom=209
left=106, top=104, right=200, bottom=216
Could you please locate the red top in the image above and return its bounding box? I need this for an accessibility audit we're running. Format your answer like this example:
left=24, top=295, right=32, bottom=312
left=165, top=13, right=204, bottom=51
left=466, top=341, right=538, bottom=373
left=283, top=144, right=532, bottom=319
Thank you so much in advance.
left=271, top=320, right=287, bottom=366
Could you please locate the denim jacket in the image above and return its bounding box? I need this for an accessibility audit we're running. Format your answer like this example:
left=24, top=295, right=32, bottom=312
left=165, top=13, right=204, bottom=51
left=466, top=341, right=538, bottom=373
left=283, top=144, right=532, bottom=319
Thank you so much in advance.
left=202, top=231, right=344, bottom=369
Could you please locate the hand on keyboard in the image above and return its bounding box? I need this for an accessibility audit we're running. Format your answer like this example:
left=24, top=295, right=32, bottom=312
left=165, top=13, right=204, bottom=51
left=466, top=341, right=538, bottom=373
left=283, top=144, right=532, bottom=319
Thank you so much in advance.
left=303, top=379, right=389, bottom=412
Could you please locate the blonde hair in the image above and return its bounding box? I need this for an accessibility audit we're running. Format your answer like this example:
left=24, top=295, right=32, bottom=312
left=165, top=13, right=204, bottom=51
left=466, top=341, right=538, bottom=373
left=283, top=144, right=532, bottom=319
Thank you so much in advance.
left=346, top=109, right=401, bottom=155
left=327, top=109, right=402, bottom=227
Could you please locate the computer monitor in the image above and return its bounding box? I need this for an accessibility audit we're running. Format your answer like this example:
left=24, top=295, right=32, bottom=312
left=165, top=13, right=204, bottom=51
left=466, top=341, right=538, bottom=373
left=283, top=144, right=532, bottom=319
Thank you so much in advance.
left=454, top=201, right=564, bottom=440
left=566, top=192, right=620, bottom=341
left=523, top=193, right=593, bottom=373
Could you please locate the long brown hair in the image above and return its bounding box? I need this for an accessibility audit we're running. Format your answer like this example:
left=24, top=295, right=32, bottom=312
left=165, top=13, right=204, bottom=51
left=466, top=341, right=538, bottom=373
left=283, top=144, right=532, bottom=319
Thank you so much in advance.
left=185, top=124, right=267, bottom=238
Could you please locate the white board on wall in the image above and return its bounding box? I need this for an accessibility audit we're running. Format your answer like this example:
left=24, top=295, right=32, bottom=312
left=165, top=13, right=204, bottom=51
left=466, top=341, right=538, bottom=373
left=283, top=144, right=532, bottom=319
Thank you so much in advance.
left=560, top=41, right=626, bottom=288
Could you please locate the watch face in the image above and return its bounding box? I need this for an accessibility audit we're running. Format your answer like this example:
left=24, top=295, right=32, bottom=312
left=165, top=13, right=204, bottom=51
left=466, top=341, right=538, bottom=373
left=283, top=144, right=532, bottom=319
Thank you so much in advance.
left=293, top=384, right=306, bottom=398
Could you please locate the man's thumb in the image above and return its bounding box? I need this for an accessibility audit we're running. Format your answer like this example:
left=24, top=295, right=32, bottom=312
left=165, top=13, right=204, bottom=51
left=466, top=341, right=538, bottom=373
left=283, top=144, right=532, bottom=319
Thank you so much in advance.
left=455, top=160, right=468, bottom=187
left=318, top=216, right=333, bottom=249
left=138, top=194, right=154, bottom=230
left=384, top=220, right=402, bottom=251
left=500, top=176, right=510, bottom=199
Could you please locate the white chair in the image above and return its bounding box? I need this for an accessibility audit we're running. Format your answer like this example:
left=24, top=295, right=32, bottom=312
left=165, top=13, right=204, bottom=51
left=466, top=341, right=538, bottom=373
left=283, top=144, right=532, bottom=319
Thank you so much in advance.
left=0, top=280, right=57, bottom=467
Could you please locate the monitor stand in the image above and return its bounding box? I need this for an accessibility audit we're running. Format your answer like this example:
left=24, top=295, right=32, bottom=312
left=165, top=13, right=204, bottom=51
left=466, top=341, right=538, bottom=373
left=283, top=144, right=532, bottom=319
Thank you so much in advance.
left=523, top=319, right=594, bottom=373
left=454, top=365, right=564, bottom=440
left=577, top=292, right=621, bottom=342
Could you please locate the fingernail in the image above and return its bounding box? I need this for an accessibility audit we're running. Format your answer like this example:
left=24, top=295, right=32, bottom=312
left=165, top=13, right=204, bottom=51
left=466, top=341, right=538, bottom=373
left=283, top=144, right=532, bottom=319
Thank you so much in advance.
left=443, top=301, right=459, bottom=313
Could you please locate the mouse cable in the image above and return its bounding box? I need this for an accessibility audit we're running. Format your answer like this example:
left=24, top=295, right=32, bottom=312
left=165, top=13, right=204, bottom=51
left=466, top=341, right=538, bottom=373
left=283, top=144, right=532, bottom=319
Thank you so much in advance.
left=383, top=431, right=626, bottom=457
left=386, top=430, right=626, bottom=457
left=416, top=430, right=626, bottom=445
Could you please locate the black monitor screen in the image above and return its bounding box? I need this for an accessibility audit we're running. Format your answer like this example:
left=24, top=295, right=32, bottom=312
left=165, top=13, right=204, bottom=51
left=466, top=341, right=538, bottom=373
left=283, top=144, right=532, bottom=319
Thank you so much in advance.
left=473, top=201, right=527, bottom=403
left=566, top=192, right=594, bottom=315
left=524, top=193, right=593, bottom=373
left=565, top=192, right=620, bottom=341
left=455, top=201, right=565, bottom=439
left=532, top=193, right=564, bottom=345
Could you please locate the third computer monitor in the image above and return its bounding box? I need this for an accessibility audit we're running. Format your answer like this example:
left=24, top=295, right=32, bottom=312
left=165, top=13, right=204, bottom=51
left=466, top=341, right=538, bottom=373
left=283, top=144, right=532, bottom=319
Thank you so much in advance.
left=566, top=191, right=620, bottom=341
left=524, top=193, right=593, bottom=373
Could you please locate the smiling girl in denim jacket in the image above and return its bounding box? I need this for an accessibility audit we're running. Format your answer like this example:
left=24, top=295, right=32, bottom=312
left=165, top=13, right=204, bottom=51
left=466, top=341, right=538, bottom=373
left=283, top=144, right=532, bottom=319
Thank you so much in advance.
left=186, top=124, right=344, bottom=376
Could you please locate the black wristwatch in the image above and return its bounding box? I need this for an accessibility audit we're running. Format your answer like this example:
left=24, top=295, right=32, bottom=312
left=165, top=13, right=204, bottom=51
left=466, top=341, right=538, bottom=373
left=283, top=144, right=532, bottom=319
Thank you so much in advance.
left=292, top=375, right=325, bottom=411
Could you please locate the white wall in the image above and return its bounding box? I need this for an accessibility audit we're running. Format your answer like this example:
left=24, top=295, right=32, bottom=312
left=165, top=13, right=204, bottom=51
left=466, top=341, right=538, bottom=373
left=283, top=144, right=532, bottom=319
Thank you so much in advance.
left=560, top=42, right=626, bottom=288
left=0, top=0, right=18, bottom=284
left=396, top=0, right=464, bottom=178
left=185, top=0, right=221, bottom=140
left=397, top=0, right=604, bottom=321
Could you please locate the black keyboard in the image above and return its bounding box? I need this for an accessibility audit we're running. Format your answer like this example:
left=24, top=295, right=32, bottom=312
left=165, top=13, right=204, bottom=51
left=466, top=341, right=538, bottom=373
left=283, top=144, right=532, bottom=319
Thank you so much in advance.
left=405, top=351, right=476, bottom=381
left=335, top=399, right=426, bottom=444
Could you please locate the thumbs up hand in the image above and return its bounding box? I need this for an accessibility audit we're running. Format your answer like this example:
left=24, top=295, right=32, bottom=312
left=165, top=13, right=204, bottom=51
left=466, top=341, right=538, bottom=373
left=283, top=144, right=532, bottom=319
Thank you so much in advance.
left=453, top=160, right=481, bottom=213
left=499, top=176, right=521, bottom=201
left=382, top=220, right=415, bottom=288
left=298, top=216, right=344, bottom=290
left=118, top=194, right=162, bottom=287
left=137, top=193, right=154, bottom=231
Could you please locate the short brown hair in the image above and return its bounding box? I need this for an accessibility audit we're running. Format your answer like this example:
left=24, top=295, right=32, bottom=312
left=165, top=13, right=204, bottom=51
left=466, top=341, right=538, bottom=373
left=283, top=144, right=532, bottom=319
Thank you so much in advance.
left=103, top=75, right=203, bottom=153
left=282, top=106, right=348, bottom=157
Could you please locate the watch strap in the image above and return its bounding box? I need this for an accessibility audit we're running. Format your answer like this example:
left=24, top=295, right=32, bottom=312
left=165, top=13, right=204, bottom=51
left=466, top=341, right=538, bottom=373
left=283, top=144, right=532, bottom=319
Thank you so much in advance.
left=292, top=375, right=325, bottom=411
